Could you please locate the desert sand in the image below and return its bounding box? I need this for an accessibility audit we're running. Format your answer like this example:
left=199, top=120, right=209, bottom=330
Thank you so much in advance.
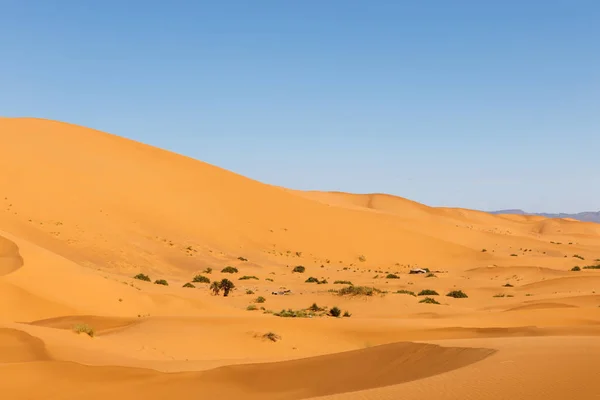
left=1, top=117, right=599, bottom=399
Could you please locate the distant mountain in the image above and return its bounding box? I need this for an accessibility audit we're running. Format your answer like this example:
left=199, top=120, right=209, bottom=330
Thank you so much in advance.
left=489, top=209, right=600, bottom=223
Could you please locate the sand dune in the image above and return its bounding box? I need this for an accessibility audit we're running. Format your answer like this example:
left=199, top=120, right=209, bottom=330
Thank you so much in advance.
left=1, top=117, right=599, bottom=399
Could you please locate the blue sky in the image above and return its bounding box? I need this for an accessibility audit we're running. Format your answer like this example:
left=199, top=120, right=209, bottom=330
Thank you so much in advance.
left=1, top=1, right=598, bottom=213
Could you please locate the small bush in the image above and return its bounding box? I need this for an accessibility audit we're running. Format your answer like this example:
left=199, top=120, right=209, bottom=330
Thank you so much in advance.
left=338, top=286, right=382, bottom=296
left=343, top=310, right=352, bottom=317
left=246, top=289, right=255, bottom=294
left=265, top=278, right=274, bottom=282
left=493, top=293, right=506, bottom=298
left=396, top=289, right=416, bottom=296
left=203, top=267, right=213, bottom=274
left=255, top=296, right=266, bottom=303
left=274, top=309, right=311, bottom=318
left=305, top=277, right=320, bottom=283
left=238, top=257, right=248, bottom=261
left=419, top=297, right=440, bottom=304
left=571, top=266, right=581, bottom=271
left=446, top=290, right=468, bottom=298
left=221, top=266, right=238, bottom=274
left=510, top=254, right=518, bottom=257
left=481, top=249, right=487, bottom=252
left=239, top=275, right=258, bottom=280
left=192, top=275, right=210, bottom=283
left=425, top=273, right=436, bottom=278
left=182, top=282, right=195, bottom=288
left=263, top=332, right=281, bottom=342
left=418, top=289, right=439, bottom=296
left=292, top=266, right=306, bottom=273
left=329, top=306, right=342, bottom=317
left=309, top=303, right=326, bottom=312
left=386, top=274, right=400, bottom=279
left=358, top=255, right=367, bottom=262
left=573, top=254, right=584, bottom=260
left=73, top=324, right=95, bottom=337
left=133, top=273, right=151, bottom=282
left=503, top=283, right=514, bottom=287
left=154, top=279, right=168, bottom=286
left=583, top=265, right=600, bottom=270
left=334, top=280, right=353, bottom=285
left=247, top=304, right=258, bottom=311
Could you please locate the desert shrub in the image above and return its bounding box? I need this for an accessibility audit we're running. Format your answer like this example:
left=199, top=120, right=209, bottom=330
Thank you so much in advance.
left=238, top=257, right=248, bottom=261
left=571, top=266, right=581, bottom=271
left=221, top=266, right=238, bottom=274
left=154, top=279, right=168, bottom=286
left=419, top=297, right=440, bottom=304
left=192, top=275, right=210, bottom=283
left=210, top=281, right=221, bottom=295
left=292, top=265, right=306, bottom=273
left=385, top=273, right=400, bottom=279
left=583, top=265, right=600, bottom=270
left=305, top=277, right=319, bottom=283
left=255, top=296, right=266, bottom=303
left=503, top=283, right=514, bottom=287
left=220, top=279, right=235, bottom=296
left=337, top=286, right=382, bottom=296
left=482, top=249, right=487, bottom=252
left=274, top=309, right=311, bottom=318
left=309, top=303, right=326, bottom=312
left=133, top=273, right=151, bottom=282
left=396, top=289, right=416, bottom=296
left=510, top=254, right=518, bottom=257
left=239, top=275, right=258, bottom=280
left=265, top=278, right=274, bottom=282
left=334, top=280, right=353, bottom=285
left=246, top=304, right=258, bottom=311
left=493, top=293, right=506, bottom=298
left=73, top=324, right=95, bottom=337
left=203, top=267, right=213, bottom=274
left=263, top=332, right=281, bottom=342
left=418, top=289, right=439, bottom=296
left=182, top=282, right=195, bottom=288
left=426, top=273, right=437, bottom=278
left=446, top=290, right=468, bottom=298
left=246, top=289, right=255, bottom=294
left=329, top=306, right=342, bottom=317
left=358, top=255, right=367, bottom=262
left=343, top=310, right=352, bottom=317
left=573, top=254, right=584, bottom=260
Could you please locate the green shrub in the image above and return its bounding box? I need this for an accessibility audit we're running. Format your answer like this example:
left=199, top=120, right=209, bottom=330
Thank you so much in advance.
left=358, top=255, right=367, bottom=262
left=192, top=275, right=210, bottom=283
left=265, top=278, right=274, bottom=282
left=263, top=332, right=281, bottom=342
left=419, top=297, right=440, bottom=304
left=583, top=265, right=600, bottom=270
left=503, top=283, right=514, bottom=287
left=246, top=304, right=258, bottom=311
left=246, top=289, right=255, bottom=295
left=418, top=289, right=438, bottom=296
left=255, top=296, right=266, bottom=303
left=309, top=303, right=326, bottom=312
left=221, top=266, right=238, bottom=274
left=385, top=274, right=400, bottom=279
left=571, top=266, right=581, bottom=271
left=73, top=324, right=95, bottom=337
left=239, top=275, right=258, bottom=280
left=274, top=309, right=311, bottom=318
left=446, top=290, right=468, bottom=298
left=510, top=254, right=518, bottom=257
left=334, top=280, right=353, bottom=285
left=210, top=279, right=235, bottom=296
left=573, top=254, right=584, bottom=260
left=154, top=279, right=168, bottom=286
left=203, top=267, right=213, bottom=274
left=343, top=310, right=352, bottom=317
left=337, top=286, right=382, bottom=296
left=329, top=306, right=342, bottom=317
left=182, top=282, right=195, bottom=288
left=292, top=266, right=306, bottom=273
left=396, top=289, right=416, bottom=296
left=238, top=257, right=248, bottom=261
left=133, top=273, right=151, bottom=282
left=305, top=277, right=319, bottom=283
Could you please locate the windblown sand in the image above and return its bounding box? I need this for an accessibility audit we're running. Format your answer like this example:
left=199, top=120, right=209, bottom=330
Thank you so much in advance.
left=1, top=117, right=599, bottom=399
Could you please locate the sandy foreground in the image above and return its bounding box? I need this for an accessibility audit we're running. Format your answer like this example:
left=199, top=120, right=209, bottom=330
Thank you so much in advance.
left=0, top=117, right=599, bottom=399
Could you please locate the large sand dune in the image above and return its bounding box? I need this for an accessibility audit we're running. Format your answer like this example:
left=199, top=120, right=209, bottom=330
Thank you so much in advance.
left=1, top=117, right=599, bottom=399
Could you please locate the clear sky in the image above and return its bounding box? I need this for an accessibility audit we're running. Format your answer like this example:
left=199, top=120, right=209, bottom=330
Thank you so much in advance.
left=1, top=1, right=598, bottom=213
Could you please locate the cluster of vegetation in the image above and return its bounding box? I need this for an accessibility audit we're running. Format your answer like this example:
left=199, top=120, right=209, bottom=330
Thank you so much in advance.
left=292, top=265, right=306, bottom=273
left=238, top=256, right=248, bottom=261
left=336, top=285, right=382, bottom=297
left=385, top=273, right=400, bottom=279
left=583, top=264, right=600, bottom=270
left=446, top=290, right=468, bottom=298
left=262, top=332, right=281, bottom=342
left=255, top=296, right=266, bottom=303
left=573, top=254, right=585, bottom=260
left=203, top=267, right=213, bottom=274
left=239, top=275, right=258, bottom=280
left=210, top=279, right=235, bottom=296
left=193, top=275, right=210, bottom=283
left=221, top=266, right=238, bottom=274
left=154, top=279, right=168, bottom=286
left=133, top=273, right=151, bottom=282
left=305, top=276, right=328, bottom=284
left=503, top=283, right=514, bottom=287
left=418, top=289, right=439, bottom=296
left=273, top=303, right=350, bottom=318
left=182, top=282, right=195, bottom=288
left=571, top=266, right=581, bottom=271
left=493, top=293, right=514, bottom=298
left=73, top=324, right=95, bottom=337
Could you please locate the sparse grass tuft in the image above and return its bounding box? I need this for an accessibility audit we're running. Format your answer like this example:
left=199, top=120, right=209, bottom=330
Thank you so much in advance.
left=221, top=266, right=238, bottom=274
left=343, top=310, right=352, bottom=317
left=182, top=282, right=195, bottom=288
left=263, top=332, right=281, bottom=342
left=305, top=276, right=319, bottom=283
left=334, top=280, right=353, bottom=285
left=419, top=297, right=440, bottom=304
left=73, top=324, right=95, bottom=337
left=239, top=275, right=259, bottom=280
left=329, top=306, right=342, bottom=317
left=203, top=267, right=213, bottom=274
left=192, top=275, right=210, bottom=283
left=583, top=264, right=600, bottom=270
left=418, top=289, right=439, bottom=296
left=133, top=273, right=151, bottom=282
left=238, top=257, right=248, bottom=261
left=292, top=265, right=306, bottom=273
left=309, top=303, right=326, bottom=312
left=396, top=289, right=416, bottom=296
left=154, top=279, right=168, bottom=286
left=446, top=290, right=468, bottom=298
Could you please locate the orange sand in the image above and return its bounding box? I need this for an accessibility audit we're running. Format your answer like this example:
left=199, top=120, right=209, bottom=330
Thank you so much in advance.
left=1, top=117, right=599, bottom=399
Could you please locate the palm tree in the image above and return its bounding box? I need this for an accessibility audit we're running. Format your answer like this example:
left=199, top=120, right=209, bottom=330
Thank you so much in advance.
left=210, top=281, right=221, bottom=296
left=220, top=279, right=235, bottom=297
